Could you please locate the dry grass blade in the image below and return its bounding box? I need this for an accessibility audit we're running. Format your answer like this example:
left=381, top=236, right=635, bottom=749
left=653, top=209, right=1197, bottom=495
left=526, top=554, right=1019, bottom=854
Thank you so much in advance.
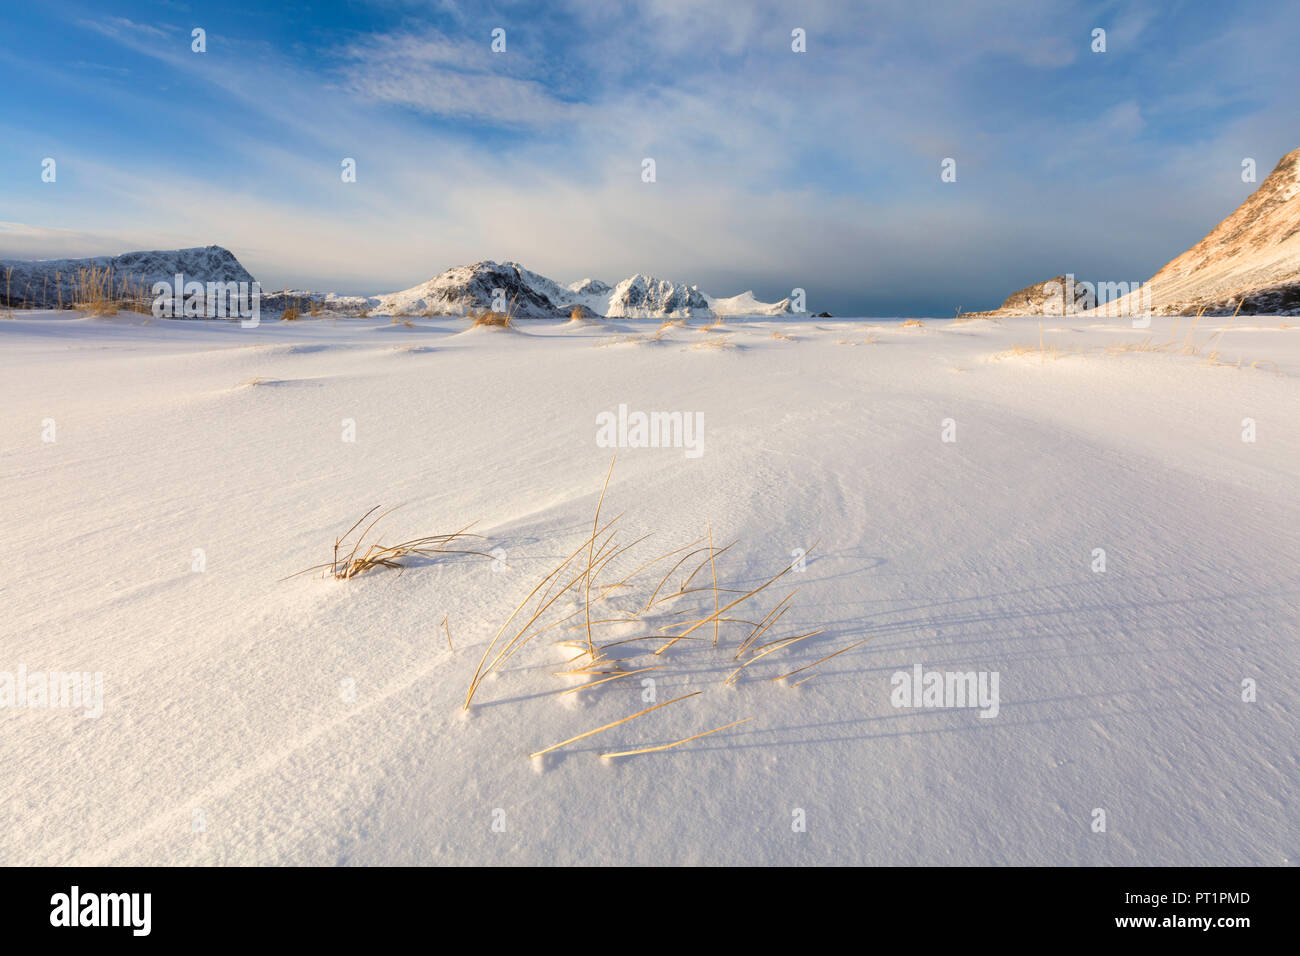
left=679, top=539, right=737, bottom=593
left=641, top=544, right=716, bottom=611
left=724, top=629, right=824, bottom=684
left=655, top=541, right=817, bottom=654
left=600, top=635, right=702, bottom=649
left=558, top=666, right=662, bottom=696
left=770, top=638, right=871, bottom=683
left=464, top=511, right=622, bottom=709
left=597, top=534, right=707, bottom=599
left=489, top=521, right=623, bottom=668
left=584, top=456, right=617, bottom=659
left=599, top=717, right=753, bottom=759
left=1180, top=306, right=1205, bottom=354
left=735, top=589, right=797, bottom=658
left=707, top=519, right=719, bottom=646
left=528, top=691, right=701, bottom=758
left=443, top=615, right=453, bottom=651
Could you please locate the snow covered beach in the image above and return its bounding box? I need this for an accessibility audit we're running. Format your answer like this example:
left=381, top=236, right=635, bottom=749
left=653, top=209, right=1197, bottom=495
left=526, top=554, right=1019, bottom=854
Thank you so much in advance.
left=1, top=311, right=1296, bottom=865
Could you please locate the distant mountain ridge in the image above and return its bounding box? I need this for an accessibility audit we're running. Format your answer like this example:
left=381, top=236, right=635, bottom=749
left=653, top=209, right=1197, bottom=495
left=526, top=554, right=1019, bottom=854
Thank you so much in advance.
left=373, top=261, right=794, bottom=318
left=0, top=246, right=254, bottom=309
left=1, top=248, right=799, bottom=318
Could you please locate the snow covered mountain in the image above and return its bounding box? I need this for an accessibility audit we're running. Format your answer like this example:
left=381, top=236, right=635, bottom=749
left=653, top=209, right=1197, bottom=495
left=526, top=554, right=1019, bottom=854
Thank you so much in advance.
left=372, top=261, right=559, bottom=317
left=706, top=290, right=796, bottom=316
left=0, top=246, right=255, bottom=309
left=373, top=261, right=794, bottom=319
left=602, top=274, right=710, bottom=318
left=2, top=244, right=799, bottom=319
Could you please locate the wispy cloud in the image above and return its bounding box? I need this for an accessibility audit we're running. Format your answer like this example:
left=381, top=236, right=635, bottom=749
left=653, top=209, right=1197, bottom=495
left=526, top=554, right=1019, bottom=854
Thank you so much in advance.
left=2, top=0, right=1297, bottom=314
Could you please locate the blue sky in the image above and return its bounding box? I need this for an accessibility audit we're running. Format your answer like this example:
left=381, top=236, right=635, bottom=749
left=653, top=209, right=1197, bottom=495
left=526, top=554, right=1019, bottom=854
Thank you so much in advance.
left=1, top=0, right=1297, bottom=315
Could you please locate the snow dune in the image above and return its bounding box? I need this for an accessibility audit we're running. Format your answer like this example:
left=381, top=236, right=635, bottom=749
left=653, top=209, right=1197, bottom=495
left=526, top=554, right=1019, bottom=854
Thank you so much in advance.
left=0, top=312, right=1295, bottom=865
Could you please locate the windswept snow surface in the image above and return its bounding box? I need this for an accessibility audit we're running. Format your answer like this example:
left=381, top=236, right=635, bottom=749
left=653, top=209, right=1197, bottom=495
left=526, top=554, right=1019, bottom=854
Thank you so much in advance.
left=1, top=312, right=1296, bottom=865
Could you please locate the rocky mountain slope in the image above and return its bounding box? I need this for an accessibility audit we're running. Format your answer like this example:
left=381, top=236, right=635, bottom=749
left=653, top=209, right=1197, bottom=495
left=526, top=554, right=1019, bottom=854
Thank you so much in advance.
left=0, top=246, right=255, bottom=309
left=978, top=146, right=1300, bottom=317
left=1119, top=146, right=1300, bottom=315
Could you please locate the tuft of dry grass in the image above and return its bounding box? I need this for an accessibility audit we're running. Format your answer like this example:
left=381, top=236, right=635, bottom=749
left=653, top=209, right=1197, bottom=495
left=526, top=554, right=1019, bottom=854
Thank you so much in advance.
left=453, top=460, right=849, bottom=764
left=72, top=266, right=119, bottom=315
left=900, top=318, right=925, bottom=328
left=691, top=335, right=735, bottom=350
left=470, top=292, right=521, bottom=329
left=286, top=506, right=491, bottom=581
left=281, top=303, right=301, bottom=321
left=994, top=343, right=1068, bottom=361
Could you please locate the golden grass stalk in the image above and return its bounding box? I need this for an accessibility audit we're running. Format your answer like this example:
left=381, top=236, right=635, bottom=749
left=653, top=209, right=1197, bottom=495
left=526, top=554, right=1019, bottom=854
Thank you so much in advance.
left=724, top=629, right=824, bottom=684
left=443, top=615, right=453, bottom=651
left=735, top=590, right=797, bottom=658
left=642, top=545, right=714, bottom=611
left=502, top=524, right=622, bottom=647
left=464, top=512, right=623, bottom=709
left=679, top=539, right=737, bottom=593
left=707, top=519, right=719, bottom=646
left=557, top=666, right=662, bottom=696
left=528, top=691, right=701, bottom=759
left=654, top=542, right=816, bottom=654
left=1179, top=306, right=1205, bottom=354
left=769, top=638, right=871, bottom=683
left=554, top=653, right=632, bottom=675
left=599, top=635, right=702, bottom=650
left=583, top=457, right=616, bottom=659
left=599, top=717, right=753, bottom=759
left=597, top=534, right=707, bottom=600
left=1200, top=298, right=1245, bottom=364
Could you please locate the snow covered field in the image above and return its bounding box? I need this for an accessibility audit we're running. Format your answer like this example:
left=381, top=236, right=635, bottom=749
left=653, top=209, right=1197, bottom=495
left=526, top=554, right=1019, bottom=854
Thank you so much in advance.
left=1, top=311, right=1296, bottom=866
